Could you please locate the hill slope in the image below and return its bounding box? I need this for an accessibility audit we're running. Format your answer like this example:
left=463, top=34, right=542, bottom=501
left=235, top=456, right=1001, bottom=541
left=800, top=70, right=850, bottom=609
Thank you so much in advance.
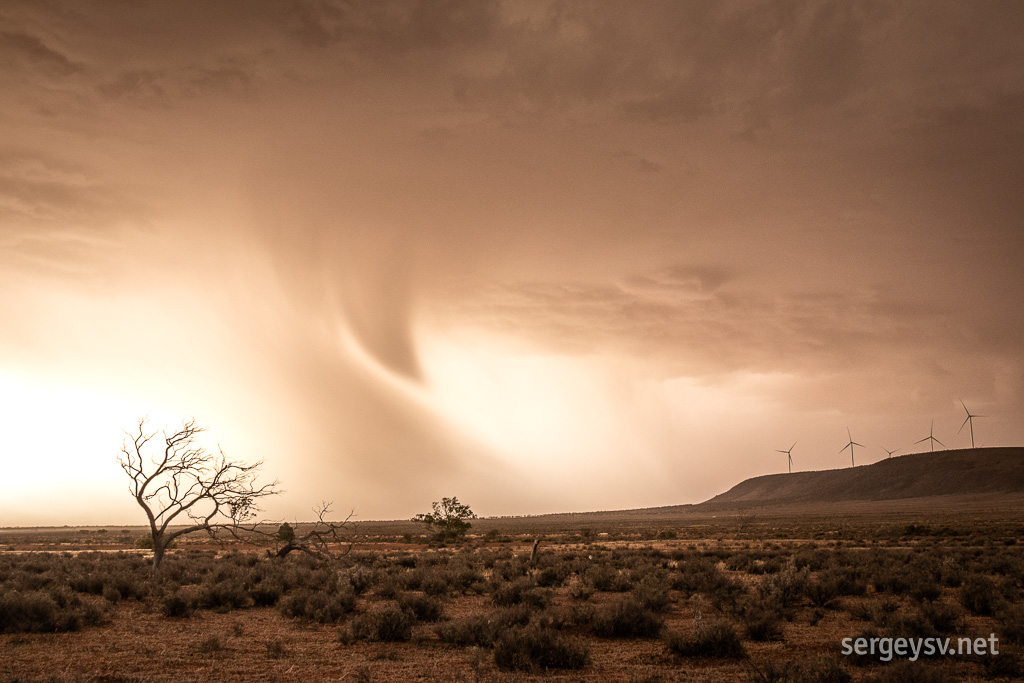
left=703, top=447, right=1024, bottom=507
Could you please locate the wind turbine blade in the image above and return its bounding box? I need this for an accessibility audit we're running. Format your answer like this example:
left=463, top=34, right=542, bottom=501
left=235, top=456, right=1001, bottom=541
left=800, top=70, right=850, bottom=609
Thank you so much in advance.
left=775, top=450, right=787, bottom=454
left=852, top=442, right=864, bottom=447
left=935, top=437, right=945, bottom=447
left=915, top=437, right=929, bottom=444
left=960, top=398, right=969, bottom=415
left=790, top=441, right=797, bottom=451
left=958, top=415, right=970, bottom=434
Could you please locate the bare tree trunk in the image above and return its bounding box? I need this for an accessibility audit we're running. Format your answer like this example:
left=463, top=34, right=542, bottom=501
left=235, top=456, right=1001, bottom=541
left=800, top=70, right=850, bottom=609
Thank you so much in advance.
left=152, top=537, right=167, bottom=570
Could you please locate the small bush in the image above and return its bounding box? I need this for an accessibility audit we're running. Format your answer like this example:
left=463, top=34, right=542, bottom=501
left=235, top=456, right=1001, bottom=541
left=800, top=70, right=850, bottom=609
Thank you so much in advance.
left=350, top=604, right=413, bottom=642
left=278, top=588, right=355, bottom=623
left=959, top=575, right=1000, bottom=616
left=632, top=577, right=671, bottom=612
left=436, top=615, right=496, bottom=647
left=917, top=601, right=962, bottom=635
left=249, top=581, right=283, bottom=607
left=493, top=624, right=590, bottom=671
left=665, top=620, right=745, bottom=659
left=759, top=564, right=808, bottom=609
left=0, top=591, right=58, bottom=633
left=265, top=638, right=287, bottom=658
left=592, top=596, right=663, bottom=638
left=492, top=577, right=548, bottom=609
left=997, top=602, right=1024, bottom=645
left=398, top=593, right=444, bottom=622
left=567, top=578, right=595, bottom=601
left=196, top=635, right=224, bottom=654
left=742, top=606, right=784, bottom=642
left=160, top=592, right=194, bottom=618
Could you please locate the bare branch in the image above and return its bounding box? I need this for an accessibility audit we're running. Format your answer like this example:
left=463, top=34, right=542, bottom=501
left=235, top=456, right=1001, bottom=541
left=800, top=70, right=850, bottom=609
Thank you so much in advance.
left=116, top=417, right=279, bottom=569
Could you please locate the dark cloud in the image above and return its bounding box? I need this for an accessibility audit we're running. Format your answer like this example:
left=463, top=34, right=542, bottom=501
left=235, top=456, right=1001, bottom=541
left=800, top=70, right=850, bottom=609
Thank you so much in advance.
left=0, top=31, right=82, bottom=77
left=286, top=0, right=502, bottom=51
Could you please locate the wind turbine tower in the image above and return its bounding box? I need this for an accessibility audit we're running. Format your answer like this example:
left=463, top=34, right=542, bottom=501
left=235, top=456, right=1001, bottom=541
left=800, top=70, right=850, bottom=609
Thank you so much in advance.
left=958, top=399, right=984, bottom=449
left=775, top=442, right=796, bottom=474
left=915, top=420, right=945, bottom=452
left=840, top=428, right=865, bottom=467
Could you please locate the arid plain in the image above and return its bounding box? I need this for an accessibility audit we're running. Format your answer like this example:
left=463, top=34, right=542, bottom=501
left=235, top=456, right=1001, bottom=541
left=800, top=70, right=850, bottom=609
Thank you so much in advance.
left=3, top=449, right=1024, bottom=682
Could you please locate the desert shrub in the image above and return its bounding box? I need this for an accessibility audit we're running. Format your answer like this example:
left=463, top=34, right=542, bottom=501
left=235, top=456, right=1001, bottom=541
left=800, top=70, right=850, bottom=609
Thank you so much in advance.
left=805, top=578, right=841, bottom=609
left=793, top=548, right=832, bottom=572
left=492, top=624, right=590, bottom=671
left=249, top=581, right=283, bottom=607
left=265, top=638, right=287, bottom=658
left=997, top=602, right=1024, bottom=645
left=759, top=564, right=808, bottom=609
left=160, top=591, right=195, bottom=618
left=420, top=569, right=453, bottom=596
left=535, top=604, right=594, bottom=630
left=0, top=589, right=104, bottom=633
left=436, top=615, right=496, bottom=647
left=567, top=577, right=595, bottom=601
left=592, top=596, right=663, bottom=638
left=492, top=577, right=548, bottom=609
left=374, top=573, right=403, bottom=600
left=536, top=563, right=571, bottom=588
left=197, top=580, right=249, bottom=610
left=632, top=576, right=672, bottom=612
left=821, top=567, right=868, bottom=597
left=196, top=634, right=224, bottom=654
left=0, top=591, right=58, bottom=632
left=585, top=563, right=630, bottom=592
left=102, top=585, right=122, bottom=603
left=742, top=605, right=784, bottom=641
left=278, top=588, right=355, bottom=623
left=664, top=619, right=745, bottom=659
left=398, top=593, right=444, bottom=622
left=434, top=605, right=532, bottom=647
left=349, top=604, right=413, bottom=642
left=68, top=573, right=105, bottom=595
left=908, top=579, right=942, bottom=603
left=959, top=575, right=1000, bottom=616
left=888, top=611, right=938, bottom=640
left=917, top=601, right=962, bottom=635
left=341, top=566, right=378, bottom=595
left=938, top=558, right=963, bottom=588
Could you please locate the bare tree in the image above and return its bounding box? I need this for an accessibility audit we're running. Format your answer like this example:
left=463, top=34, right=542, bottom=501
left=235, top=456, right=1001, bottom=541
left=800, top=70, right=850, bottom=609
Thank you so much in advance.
left=272, top=502, right=356, bottom=560
left=118, top=418, right=279, bottom=569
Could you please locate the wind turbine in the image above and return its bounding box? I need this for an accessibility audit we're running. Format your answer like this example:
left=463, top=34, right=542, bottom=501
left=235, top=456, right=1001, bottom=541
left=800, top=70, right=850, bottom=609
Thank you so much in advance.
left=915, top=420, right=945, bottom=452
left=958, top=399, right=984, bottom=448
left=881, top=446, right=899, bottom=459
left=840, top=428, right=864, bottom=467
left=775, top=442, right=796, bottom=473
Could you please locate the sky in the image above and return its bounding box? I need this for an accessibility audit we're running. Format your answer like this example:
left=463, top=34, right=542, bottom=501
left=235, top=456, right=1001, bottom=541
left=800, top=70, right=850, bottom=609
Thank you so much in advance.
left=2, top=1, right=1023, bottom=526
